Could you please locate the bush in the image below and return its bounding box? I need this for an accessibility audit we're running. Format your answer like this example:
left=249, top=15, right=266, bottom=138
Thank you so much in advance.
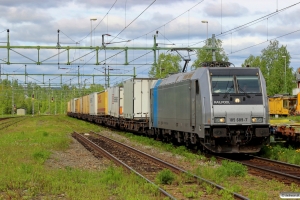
left=260, top=144, right=300, bottom=165
left=156, top=169, right=175, bottom=185
left=216, top=160, right=247, bottom=177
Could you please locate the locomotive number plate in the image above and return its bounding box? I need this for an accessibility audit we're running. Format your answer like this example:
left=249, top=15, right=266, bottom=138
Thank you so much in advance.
left=229, top=118, right=248, bottom=123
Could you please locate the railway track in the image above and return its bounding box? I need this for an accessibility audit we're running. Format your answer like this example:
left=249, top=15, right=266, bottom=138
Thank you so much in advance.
left=72, top=131, right=249, bottom=200
left=0, top=117, right=26, bottom=131
left=216, top=154, right=300, bottom=185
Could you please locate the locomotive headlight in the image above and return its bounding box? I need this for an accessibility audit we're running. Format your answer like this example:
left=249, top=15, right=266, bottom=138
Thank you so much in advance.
left=252, top=117, right=263, bottom=123
left=234, top=98, right=241, bottom=103
left=214, top=117, right=225, bottom=123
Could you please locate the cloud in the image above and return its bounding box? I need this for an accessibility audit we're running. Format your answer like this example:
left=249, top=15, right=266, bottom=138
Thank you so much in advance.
left=204, top=2, right=249, bottom=17
left=73, top=0, right=197, bottom=9
left=0, top=0, right=70, bottom=8
left=0, top=7, right=53, bottom=24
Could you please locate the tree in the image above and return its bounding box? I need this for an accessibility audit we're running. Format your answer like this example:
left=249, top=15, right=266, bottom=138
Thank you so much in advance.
left=241, top=40, right=294, bottom=96
left=241, top=55, right=262, bottom=68
left=192, top=37, right=228, bottom=69
left=148, top=53, right=181, bottom=78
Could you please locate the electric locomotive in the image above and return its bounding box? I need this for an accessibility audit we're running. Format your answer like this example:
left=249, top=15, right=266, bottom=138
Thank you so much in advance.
left=150, top=62, right=270, bottom=153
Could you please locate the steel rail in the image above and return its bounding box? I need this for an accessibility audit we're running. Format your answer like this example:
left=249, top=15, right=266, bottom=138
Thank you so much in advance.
left=215, top=155, right=300, bottom=185
left=72, top=132, right=176, bottom=200
left=89, top=131, right=249, bottom=200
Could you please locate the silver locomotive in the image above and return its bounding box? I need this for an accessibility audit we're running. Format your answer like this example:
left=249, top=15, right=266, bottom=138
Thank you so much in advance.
left=150, top=62, right=270, bottom=153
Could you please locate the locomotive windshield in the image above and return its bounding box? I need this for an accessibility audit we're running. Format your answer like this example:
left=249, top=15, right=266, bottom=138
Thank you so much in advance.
left=211, top=75, right=261, bottom=94
left=236, top=76, right=261, bottom=93
left=211, top=76, right=235, bottom=93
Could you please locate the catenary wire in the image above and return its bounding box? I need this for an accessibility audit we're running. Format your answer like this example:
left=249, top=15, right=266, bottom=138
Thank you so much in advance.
left=109, top=0, right=157, bottom=44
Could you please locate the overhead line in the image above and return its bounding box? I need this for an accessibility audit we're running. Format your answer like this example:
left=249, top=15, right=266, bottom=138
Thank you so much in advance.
left=128, top=51, right=153, bottom=64
left=109, top=0, right=157, bottom=44
left=217, top=2, right=300, bottom=37
left=77, top=0, right=118, bottom=44
left=157, top=31, right=175, bottom=45
left=228, top=28, right=300, bottom=55
left=60, top=30, right=77, bottom=43
left=189, top=1, right=300, bottom=47
left=128, top=0, right=204, bottom=42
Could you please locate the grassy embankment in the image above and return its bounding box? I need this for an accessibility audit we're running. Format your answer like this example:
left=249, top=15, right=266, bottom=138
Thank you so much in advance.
left=0, top=115, right=161, bottom=200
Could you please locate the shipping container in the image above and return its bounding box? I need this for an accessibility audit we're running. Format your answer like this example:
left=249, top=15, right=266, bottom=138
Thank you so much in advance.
left=97, top=91, right=108, bottom=115
left=82, top=95, right=90, bottom=114
left=108, top=86, right=124, bottom=118
left=71, top=98, right=77, bottom=113
left=67, top=101, right=71, bottom=113
left=75, top=98, right=80, bottom=113
left=123, top=78, right=157, bottom=119
left=89, top=92, right=98, bottom=115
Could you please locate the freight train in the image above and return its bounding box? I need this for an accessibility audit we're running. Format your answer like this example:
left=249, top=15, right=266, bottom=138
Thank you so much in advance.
left=68, top=62, right=270, bottom=153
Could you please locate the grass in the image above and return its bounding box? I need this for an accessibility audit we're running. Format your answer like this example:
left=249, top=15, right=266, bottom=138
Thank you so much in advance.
left=0, top=115, right=162, bottom=200
left=259, top=143, right=300, bottom=165
left=155, top=169, right=175, bottom=185
left=118, top=131, right=206, bottom=164
left=1, top=115, right=297, bottom=200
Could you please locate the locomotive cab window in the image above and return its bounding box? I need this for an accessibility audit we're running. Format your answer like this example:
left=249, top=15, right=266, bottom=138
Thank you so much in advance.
left=211, top=76, right=235, bottom=93
left=236, top=76, right=261, bottom=93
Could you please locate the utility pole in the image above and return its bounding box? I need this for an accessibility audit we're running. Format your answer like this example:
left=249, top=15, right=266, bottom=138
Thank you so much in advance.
left=48, top=79, right=50, bottom=115
left=32, top=86, right=34, bottom=116
left=55, top=93, right=56, bottom=115
left=106, top=66, right=120, bottom=88
left=212, top=34, right=216, bottom=62
left=11, top=84, right=14, bottom=116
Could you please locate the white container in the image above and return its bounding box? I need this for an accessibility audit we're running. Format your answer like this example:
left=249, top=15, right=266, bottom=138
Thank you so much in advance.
left=108, top=86, right=124, bottom=118
left=71, top=98, right=77, bottom=113
left=89, top=92, right=98, bottom=115
left=123, top=78, right=157, bottom=119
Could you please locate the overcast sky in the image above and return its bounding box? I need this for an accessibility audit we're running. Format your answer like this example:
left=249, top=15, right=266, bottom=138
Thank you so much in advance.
left=0, top=0, right=299, bottom=87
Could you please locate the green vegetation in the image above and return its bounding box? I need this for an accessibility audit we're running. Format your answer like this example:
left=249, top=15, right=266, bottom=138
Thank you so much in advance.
left=260, top=144, right=300, bottom=165
left=1, top=115, right=296, bottom=200
left=119, top=132, right=206, bottom=164
left=192, top=37, right=229, bottom=69
left=148, top=53, right=182, bottom=79
left=195, top=160, right=247, bottom=185
left=241, top=40, right=293, bottom=96
left=156, top=169, right=175, bottom=185
left=263, top=116, right=300, bottom=165
left=0, top=116, right=162, bottom=200
left=216, top=160, right=247, bottom=177
left=0, top=80, right=104, bottom=115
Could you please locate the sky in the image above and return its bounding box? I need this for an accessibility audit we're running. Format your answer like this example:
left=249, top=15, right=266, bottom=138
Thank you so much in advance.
left=0, top=0, right=300, bottom=87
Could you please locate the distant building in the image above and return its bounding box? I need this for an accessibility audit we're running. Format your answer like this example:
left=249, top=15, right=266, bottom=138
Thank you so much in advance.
left=17, top=109, right=26, bottom=115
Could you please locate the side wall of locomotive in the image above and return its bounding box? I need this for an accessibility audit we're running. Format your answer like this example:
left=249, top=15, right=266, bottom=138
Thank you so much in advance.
left=150, top=68, right=210, bottom=140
